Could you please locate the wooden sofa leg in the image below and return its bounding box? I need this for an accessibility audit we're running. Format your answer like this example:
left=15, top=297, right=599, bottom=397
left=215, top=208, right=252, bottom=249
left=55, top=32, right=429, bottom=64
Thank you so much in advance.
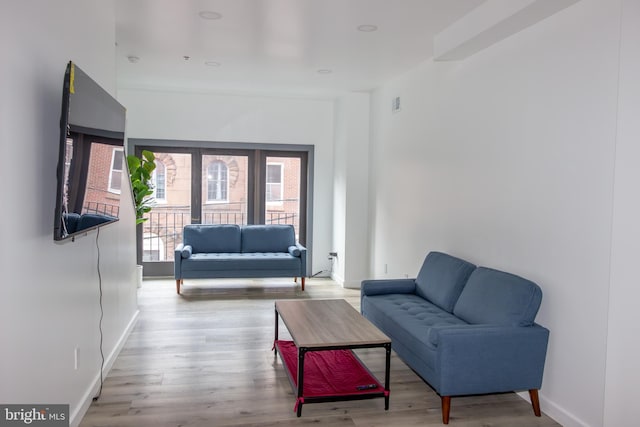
left=441, top=396, right=451, bottom=424
left=529, top=389, right=542, bottom=417
left=301, top=277, right=305, bottom=291
left=176, top=279, right=181, bottom=295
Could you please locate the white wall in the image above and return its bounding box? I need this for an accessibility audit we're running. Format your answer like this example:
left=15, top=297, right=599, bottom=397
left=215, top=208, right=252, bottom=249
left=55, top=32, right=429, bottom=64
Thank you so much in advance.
left=0, top=2, right=138, bottom=426
left=117, top=89, right=335, bottom=274
left=333, top=98, right=349, bottom=283
left=332, top=93, right=372, bottom=287
left=604, top=0, right=640, bottom=425
left=369, top=0, right=628, bottom=426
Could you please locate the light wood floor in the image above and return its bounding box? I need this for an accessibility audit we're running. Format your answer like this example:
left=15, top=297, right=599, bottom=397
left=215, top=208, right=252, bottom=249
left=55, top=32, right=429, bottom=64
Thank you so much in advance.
left=80, top=278, right=561, bottom=427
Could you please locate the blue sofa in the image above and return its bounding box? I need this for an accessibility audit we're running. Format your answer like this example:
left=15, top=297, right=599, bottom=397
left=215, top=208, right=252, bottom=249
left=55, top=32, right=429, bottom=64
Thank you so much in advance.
left=361, top=251, right=549, bottom=424
left=174, top=224, right=307, bottom=294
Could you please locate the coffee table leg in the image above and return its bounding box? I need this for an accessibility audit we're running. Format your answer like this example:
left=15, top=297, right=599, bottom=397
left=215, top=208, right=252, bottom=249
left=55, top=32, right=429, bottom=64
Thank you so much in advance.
left=384, top=343, right=391, bottom=410
left=274, top=307, right=279, bottom=356
left=297, top=347, right=306, bottom=417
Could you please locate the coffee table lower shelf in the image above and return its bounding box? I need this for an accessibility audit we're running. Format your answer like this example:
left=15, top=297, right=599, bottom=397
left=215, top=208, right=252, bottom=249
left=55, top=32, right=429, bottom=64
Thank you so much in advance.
left=274, top=340, right=389, bottom=416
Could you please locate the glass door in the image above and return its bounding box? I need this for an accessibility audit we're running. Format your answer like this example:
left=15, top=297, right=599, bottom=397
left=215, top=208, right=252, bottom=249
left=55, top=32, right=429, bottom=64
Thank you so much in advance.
left=262, top=152, right=307, bottom=244
left=139, top=151, right=192, bottom=276
left=136, top=145, right=309, bottom=277
left=200, top=153, right=252, bottom=225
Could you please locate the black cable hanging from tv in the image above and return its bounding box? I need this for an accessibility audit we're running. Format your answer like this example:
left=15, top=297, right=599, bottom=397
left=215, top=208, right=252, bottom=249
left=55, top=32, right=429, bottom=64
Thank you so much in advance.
left=93, top=227, right=105, bottom=401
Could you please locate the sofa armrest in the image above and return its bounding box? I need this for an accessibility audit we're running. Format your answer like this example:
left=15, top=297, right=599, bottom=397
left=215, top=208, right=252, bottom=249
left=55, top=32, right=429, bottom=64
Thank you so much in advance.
left=361, top=279, right=416, bottom=296
left=295, top=243, right=308, bottom=277
left=181, top=244, right=193, bottom=258
left=175, top=243, right=185, bottom=256
left=432, top=324, right=550, bottom=396
left=174, top=243, right=184, bottom=279
left=361, top=279, right=416, bottom=312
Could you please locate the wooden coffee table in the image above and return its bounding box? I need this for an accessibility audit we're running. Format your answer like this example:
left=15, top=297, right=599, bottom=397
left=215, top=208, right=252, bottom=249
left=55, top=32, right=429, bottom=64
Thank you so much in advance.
left=274, top=299, right=391, bottom=416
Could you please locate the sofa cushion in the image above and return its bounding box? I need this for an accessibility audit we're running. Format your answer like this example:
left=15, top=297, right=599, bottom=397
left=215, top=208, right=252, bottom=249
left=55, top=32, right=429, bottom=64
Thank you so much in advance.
left=241, top=224, right=295, bottom=253
left=183, top=224, right=241, bottom=253
left=414, top=252, right=476, bottom=313
left=181, top=252, right=300, bottom=272
left=453, top=267, right=543, bottom=327
left=362, top=293, right=467, bottom=370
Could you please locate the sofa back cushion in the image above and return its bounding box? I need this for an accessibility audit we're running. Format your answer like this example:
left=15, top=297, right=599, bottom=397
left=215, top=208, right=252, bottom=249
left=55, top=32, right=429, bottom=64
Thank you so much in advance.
left=414, top=252, right=476, bottom=312
left=241, top=224, right=295, bottom=253
left=184, top=224, right=241, bottom=253
left=453, top=267, right=543, bottom=326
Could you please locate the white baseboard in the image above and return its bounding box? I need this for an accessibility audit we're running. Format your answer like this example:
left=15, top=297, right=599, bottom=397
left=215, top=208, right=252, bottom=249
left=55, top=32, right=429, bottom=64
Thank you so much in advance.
left=330, top=272, right=362, bottom=289
left=342, top=280, right=362, bottom=289
left=517, top=390, right=589, bottom=427
left=70, top=309, right=140, bottom=427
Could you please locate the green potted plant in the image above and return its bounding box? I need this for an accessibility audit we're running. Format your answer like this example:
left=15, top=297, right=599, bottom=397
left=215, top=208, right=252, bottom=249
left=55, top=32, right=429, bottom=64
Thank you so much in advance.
left=127, top=149, right=156, bottom=224
left=127, top=150, right=156, bottom=288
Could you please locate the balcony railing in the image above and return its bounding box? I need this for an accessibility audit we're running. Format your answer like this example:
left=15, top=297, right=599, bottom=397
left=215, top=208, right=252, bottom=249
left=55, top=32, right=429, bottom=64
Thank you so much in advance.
left=141, top=206, right=299, bottom=262
left=203, top=211, right=246, bottom=224
left=266, top=212, right=297, bottom=225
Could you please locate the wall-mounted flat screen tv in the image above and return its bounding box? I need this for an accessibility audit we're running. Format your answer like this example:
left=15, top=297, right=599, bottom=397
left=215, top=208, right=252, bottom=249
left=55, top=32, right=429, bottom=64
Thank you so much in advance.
left=53, top=61, right=127, bottom=241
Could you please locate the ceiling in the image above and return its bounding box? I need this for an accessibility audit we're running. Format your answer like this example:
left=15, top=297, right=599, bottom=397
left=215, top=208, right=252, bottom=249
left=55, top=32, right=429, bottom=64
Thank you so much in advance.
left=115, top=0, right=485, bottom=97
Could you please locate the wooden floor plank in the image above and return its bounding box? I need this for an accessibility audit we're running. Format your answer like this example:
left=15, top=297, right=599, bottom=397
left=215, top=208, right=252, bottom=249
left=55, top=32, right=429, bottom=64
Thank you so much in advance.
left=79, top=278, right=560, bottom=427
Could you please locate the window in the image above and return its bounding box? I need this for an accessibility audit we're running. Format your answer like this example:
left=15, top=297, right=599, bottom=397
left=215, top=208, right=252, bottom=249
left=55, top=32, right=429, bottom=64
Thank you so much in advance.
left=266, top=163, right=283, bottom=204
left=207, top=160, right=228, bottom=202
left=129, top=144, right=308, bottom=278
left=143, top=232, right=165, bottom=261
left=153, top=160, right=166, bottom=202
left=108, top=148, right=124, bottom=193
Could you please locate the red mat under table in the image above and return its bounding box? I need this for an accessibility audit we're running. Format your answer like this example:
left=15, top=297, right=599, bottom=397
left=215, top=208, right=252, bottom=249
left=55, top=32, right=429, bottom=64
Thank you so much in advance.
left=274, top=340, right=387, bottom=411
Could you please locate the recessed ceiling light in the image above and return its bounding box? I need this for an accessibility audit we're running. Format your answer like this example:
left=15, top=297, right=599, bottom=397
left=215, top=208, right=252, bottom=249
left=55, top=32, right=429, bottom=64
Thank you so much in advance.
left=198, top=11, right=222, bottom=20
left=205, top=61, right=221, bottom=67
left=127, top=55, right=140, bottom=63
left=317, top=69, right=332, bottom=74
left=357, top=24, right=378, bottom=32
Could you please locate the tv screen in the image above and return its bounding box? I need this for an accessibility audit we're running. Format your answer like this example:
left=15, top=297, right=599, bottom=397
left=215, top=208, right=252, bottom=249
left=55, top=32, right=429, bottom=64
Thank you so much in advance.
left=54, top=61, right=127, bottom=241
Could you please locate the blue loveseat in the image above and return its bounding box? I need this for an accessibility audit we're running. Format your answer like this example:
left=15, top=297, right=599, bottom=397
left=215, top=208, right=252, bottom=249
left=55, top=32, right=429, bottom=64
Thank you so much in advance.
left=361, top=251, right=549, bottom=424
left=174, top=224, right=307, bottom=294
